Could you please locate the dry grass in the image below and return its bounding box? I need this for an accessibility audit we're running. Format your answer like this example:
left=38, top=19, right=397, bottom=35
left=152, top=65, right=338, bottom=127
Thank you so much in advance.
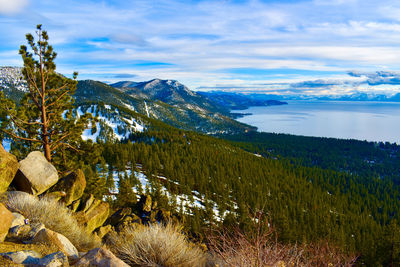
left=207, top=228, right=357, bottom=267
left=106, top=223, right=208, bottom=267
left=2, top=192, right=100, bottom=251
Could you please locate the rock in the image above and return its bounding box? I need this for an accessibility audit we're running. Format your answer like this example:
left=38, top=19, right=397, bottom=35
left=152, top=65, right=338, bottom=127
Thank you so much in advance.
left=32, top=228, right=79, bottom=259
left=69, top=199, right=81, bottom=212
left=0, top=250, right=41, bottom=264
left=0, top=203, right=13, bottom=242
left=115, top=214, right=141, bottom=232
left=85, top=199, right=102, bottom=215
left=12, top=151, right=59, bottom=195
left=73, top=247, right=129, bottom=267
left=96, top=225, right=112, bottom=239
left=7, top=222, right=46, bottom=243
left=106, top=207, right=132, bottom=226
left=49, top=170, right=86, bottom=205
left=81, top=194, right=95, bottom=213
left=10, top=212, right=26, bottom=228
left=139, top=195, right=152, bottom=212
left=84, top=202, right=110, bottom=233
left=25, top=222, right=46, bottom=241
left=7, top=224, right=31, bottom=242
left=0, top=250, right=69, bottom=266
left=0, top=143, right=19, bottom=193
left=37, top=251, right=69, bottom=266
left=44, top=191, right=67, bottom=202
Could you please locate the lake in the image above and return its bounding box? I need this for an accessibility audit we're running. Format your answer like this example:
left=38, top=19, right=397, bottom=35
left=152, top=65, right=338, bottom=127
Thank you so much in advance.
left=235, top=101, right=400, bottom=144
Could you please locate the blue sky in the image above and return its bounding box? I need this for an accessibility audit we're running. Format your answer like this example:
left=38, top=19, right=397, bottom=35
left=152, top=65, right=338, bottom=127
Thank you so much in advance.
left=2, top=0, right=400, bottom=95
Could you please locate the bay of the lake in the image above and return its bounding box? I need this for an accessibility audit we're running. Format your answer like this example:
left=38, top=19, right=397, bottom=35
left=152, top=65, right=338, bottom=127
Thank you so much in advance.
left=235, top=100, right=400, bottom=144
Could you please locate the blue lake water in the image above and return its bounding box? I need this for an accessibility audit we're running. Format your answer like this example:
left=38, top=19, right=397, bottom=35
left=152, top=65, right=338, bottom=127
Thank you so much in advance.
left=235, top=101, right=400, bottom=144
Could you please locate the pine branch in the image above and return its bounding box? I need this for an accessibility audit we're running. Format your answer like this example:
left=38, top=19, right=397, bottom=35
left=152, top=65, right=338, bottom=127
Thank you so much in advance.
left=48, top=84, right=67, bottom=94
left=51, top=142, right=82, bottom=153
left=7, top=114, right=42, bottom=136
left=50, top=132, right=72, bottom=148
left=46, top=89, right=69, bottom=108
left=10, top=114, right=43, bottom=126
left=25, top=68, right=43, bottom=99
left=2, top=129, right=41, bottom=143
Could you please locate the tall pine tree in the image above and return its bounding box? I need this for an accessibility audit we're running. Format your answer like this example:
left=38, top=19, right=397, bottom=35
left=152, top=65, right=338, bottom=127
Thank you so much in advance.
left=0, top=25, right=91, bottom=169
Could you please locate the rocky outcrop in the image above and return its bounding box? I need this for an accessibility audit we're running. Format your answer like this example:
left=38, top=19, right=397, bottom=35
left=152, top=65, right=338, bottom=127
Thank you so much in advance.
left=0, top=144, right=19, bottom=193
left=0, top=203, right=13, bottom=242
left=12, top=151, right=59, bottom=195
left=49, top=169, right=86, bottom=205
left=74, top=247, right=129, bottom=267
left=0, top=250, right=69, bottom=266
left=32, top=228, right=79, bottom=259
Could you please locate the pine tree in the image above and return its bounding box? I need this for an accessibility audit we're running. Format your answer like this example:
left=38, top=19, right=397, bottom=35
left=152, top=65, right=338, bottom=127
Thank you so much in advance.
left=0, top=24, right=91, bottom=167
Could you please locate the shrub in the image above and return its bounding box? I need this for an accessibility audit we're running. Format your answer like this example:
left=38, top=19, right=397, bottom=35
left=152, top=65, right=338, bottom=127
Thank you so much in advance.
left=3, top=191, right=100, bottom=251
left=207, top=227, right=357, bottom=267
left=106, top=223, right=207, bottom=267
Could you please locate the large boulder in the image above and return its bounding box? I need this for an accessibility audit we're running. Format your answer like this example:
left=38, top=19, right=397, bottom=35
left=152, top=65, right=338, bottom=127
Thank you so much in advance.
left=84, top=202, right=110, bottom=233
left=0, top=203, right=13, bottom=242
left=74, top=247, right=129, bottom=267
left=0, top=144, right=19, bottom=193
left=32, top=228, right=79, bottom=259
left=49, top=169, right=86, bottom=205
left=12, top=151, right=59, bottom=195
left=76, top=199, right=110, bottom=234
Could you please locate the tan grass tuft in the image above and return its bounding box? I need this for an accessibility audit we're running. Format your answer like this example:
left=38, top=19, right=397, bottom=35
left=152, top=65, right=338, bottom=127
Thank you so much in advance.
left=3, top=192, right=100, bottom=251
left=106, top=223, right=207, bottom=267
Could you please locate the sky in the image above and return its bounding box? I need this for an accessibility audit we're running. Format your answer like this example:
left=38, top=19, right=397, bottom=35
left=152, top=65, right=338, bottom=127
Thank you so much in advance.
left=2, top=0, right=400, bottom=96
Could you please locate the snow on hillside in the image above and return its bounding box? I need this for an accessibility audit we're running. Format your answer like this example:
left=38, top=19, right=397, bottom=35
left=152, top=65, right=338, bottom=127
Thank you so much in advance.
left=0, top=67, right=27, bottom=92
left=78, top=105, right=145, bottom=141
left=109, top=164, right=236, bottom=222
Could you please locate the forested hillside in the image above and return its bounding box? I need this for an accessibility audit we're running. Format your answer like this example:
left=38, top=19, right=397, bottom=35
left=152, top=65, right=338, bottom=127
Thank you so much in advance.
left=77, top=123, right=399, bottom=266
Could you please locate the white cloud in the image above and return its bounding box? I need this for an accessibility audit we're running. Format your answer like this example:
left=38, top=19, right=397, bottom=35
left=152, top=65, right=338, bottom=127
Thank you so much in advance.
left=0, top=0, right=28, bottom=15
left=3, top=0, right=400, bottom=96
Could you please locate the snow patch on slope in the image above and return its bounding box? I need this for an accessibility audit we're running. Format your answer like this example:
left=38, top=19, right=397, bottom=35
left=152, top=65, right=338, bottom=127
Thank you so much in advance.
left=77, top=105, right=145, bottom=141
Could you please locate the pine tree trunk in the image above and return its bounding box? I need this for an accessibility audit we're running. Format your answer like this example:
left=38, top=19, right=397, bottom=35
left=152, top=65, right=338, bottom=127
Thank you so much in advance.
left=39, top=36, right=51, bottom=162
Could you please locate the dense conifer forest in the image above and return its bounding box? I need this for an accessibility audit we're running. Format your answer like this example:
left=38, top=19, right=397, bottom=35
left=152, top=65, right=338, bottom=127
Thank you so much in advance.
left=60, top=117, right=399, bottom=266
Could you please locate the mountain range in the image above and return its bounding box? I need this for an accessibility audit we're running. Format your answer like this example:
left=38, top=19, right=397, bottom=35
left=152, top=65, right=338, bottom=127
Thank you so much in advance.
left=0, top=67, right=259, bottom=138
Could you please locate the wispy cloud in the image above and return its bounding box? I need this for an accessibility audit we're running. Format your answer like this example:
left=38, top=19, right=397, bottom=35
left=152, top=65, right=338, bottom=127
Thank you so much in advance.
left=0, top=0, right=29, bottom=15
left=2, top=0, right=400, bottom=95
